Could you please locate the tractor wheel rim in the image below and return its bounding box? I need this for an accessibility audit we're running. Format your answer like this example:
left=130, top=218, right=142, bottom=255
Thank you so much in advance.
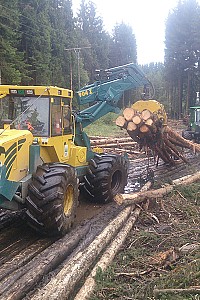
left=64, top=185, right=74, bottom=215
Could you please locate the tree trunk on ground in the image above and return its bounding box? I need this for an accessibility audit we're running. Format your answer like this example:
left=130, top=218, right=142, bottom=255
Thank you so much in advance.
left=0, top=223, right=91, bottom=300
left=153, top=288, right=200, bottom=297
left=30, top=206, right=135, bottom=300
left=114, top=171, right=200, bottom=206
left=74, top=207, right=141, bottom=300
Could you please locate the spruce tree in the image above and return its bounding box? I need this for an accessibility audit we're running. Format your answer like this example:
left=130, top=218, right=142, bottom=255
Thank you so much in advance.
left=165, top=0, right=200, bottom=117
left=0, top=0, right=27, bottom=84
left=19, top=0, right=52, bottom=85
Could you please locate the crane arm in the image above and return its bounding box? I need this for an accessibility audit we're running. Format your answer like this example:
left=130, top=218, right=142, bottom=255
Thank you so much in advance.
left=76, top=63, right=153, bottom=128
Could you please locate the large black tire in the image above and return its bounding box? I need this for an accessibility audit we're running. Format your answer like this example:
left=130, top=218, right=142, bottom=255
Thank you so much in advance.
left=25, top=163, right=79, bottom=236
left=81, top=154, right=129, bottom=203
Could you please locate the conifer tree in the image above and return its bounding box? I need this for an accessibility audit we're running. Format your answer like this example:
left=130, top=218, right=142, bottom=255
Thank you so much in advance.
left=111, top=22, right=137, bottom=67
left=76, top=0, right=111, bottom=82
left=0, top=0, right=27, bottom=84
left=19, top=0, right=52, bottom=84
left=165, top=0, right=200, bottom=117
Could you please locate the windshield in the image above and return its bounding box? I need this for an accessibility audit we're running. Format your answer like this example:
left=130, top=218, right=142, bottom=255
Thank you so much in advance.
left=196, top=109, right=200, bottom=123
left=0, top=96, right=50, bottom=136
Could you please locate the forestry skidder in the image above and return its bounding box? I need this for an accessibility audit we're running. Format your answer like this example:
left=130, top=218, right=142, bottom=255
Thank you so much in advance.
left=0, top=63, right=152, bottom=236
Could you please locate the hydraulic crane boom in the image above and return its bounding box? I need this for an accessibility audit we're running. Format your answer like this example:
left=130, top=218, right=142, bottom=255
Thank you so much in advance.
left=75, top=63, right=153, bottom=128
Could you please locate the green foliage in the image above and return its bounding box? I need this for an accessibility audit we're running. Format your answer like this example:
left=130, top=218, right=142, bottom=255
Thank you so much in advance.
left=141, top=62, right=169, bottom=109
left=0, top=0, right=28, bottom=84
left=111, top=22, right=137, bottom=66
left=0, top=0, right=138, bottom=92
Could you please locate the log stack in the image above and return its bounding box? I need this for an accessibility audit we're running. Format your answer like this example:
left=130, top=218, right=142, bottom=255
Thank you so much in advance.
left=116, top=104, right=200, bottom=166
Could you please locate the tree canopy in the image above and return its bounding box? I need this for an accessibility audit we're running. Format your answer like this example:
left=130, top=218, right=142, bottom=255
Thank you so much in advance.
left=165, top=0, right=200, bottom=117
left=1, top=0, right=200, bottom=117
left=0, top=0, right=137, bottom=92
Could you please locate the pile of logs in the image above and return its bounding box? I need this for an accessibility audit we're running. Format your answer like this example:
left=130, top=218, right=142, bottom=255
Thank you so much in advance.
left=89, top=136, right=142, bottom=157
left=116, top=107, right=200, bottom=165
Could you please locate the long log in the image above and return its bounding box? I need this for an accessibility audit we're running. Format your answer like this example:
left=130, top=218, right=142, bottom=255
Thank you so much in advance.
left=73, top=182, right=152, bottom=300
left=90, top=137, right=134, bottom=146
left=0, top=238, right=53, bottom=282
left=114, top=171, right=200, bottom=206
left=153, top=288, right=200, bottom=296
left=0, top=223, right=91, bottom=300
left=102, top=148, right=142, bottom=155
left=91, top=141, right=137, bottom=148
left=166, top=126, right=200, bottom=153
left=74, top=207, right=141, bottom=300
left=31, top=206, right=134, bottom=300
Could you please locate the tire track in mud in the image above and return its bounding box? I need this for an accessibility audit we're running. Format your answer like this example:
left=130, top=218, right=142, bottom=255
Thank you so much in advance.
left=0, top=151, right=199, bottom=299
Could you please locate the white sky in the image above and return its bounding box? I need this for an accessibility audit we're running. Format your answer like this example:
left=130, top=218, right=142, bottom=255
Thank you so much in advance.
left=72, top=0, right=199, bottom=65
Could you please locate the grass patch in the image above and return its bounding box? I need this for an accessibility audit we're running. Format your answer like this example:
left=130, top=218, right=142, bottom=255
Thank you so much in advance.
left=90, top=182, right=200, bottom=300
left=84, top=112, right=125, bottom=137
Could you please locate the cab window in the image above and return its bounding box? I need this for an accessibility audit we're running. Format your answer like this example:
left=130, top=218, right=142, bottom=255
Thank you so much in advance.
left=0, top=96, right=50, bottom=136
left=51, top=98, right=62, bottom=136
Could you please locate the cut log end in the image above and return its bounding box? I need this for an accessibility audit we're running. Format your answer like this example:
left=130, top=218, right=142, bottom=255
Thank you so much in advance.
left=116, top=116, right=126, bottom=128
left=127, top=122, right=137, bottom=131
left=141, top=109, right=152, bottom=121
left=123, top=107, right=135, bottom=121
left=132, top=115, right=142, bottom=125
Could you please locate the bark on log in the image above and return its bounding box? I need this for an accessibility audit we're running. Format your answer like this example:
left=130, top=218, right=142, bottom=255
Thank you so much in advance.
left=114, top=171, right=200, bottom=206
left=0, top=223, right=91, bottom=300
left=115, top=185, right=174, bottom=205
left=153, top=288, right=200, bottom=296
left=166, top=126, right=200, bottom=153
left=103, top=148, right=142, bottom=155
left=0, top=238, right=53, bottom=282
left=92, top=141, right=137, bottom=148
left=74, top=207, right=141, bottom=300
left=173, top=171, right=200, bottom=185
left=90, top=137, right=134, bottom=146
left=31, top=206, right=134, bottom=300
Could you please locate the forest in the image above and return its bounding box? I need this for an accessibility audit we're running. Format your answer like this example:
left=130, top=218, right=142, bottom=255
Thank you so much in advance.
left=1, top=0, right=200, bottom=118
